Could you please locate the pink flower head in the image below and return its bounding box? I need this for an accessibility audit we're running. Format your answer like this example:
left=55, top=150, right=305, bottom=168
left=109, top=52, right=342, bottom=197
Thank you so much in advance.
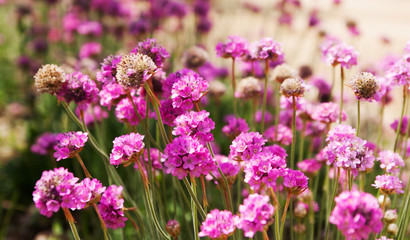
left=255, top=110, right=273, bottom=124
left=372, top=174, right=404, bottom=195
left=33, top=167, right=84, bottom=217
left=297, top=159, right=322, bottom=176
left=53, top=131, right=88, bottom=161
left=115, top=95, right=147, bottom=125
left=99, top=55, right=122, bottom=84
left=161, top=135, right=216, bottom=179
left=171, top=73, right=208, bottom=111
left=131, top=38, right=170, bottom=68
left=31, top=132, right=58, bottom=155
left=99, top=82, right=127, bottom=109
left=172, top=110, right=215, bottom=142
left=234, top=193, right=274, bottom=238
left=282, top=169, right=309, bottom=195
left=208, top=154, right=240, bottom=184
left=252, top=37, right=285, bottom=62
left=77, top=21, right=102, bottom=36
left=386, top=58, right=410, bottom=86
left=390, top=115, right=410, bottom=136
left=377, top=150, right=405, bottom=175
left=98, top=185, right=128, bottom=229
left=404, top=40, right=410, bottom=62
left=163, top=69, right=199, bottom=98
left=134, top=148, right=163, bottom=172
left=110, top=133, right=145, bottom=166
left=78, top=178, right=106, bottom=204
left=263, top=124, right=293, bottom=145
left=229, top=132, right=267, bottom=162
left=79, top=42, right=102, bottom=59
left=216, top=35, right=249, bottom=59
left=329, top=190, right=383, bottom=240
left=326, top=124, right=356, bottom=142
left=244, top=149, right=287, bottom=190
left=311, top=102, right=347, bottom=123
left=222, top=115, right=249, bottom=139
left=324, top=42, right=358, bottom=69
left=75, top=104, right=108, bottom=126
left=157, top=99, right=186, bottom=126
left=198, top=209, right=236, bottom=239
left=58, top=72, right=99, bottom=109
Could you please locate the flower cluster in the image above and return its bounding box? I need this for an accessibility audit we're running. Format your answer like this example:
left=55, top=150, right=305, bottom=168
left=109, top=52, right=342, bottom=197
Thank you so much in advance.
left=75, top=104, right=108, bottom=126
left=131, top=38, right=170, bottom=68
left=171, top=73, right=208, bottom=111
left=235, top=76, right=262, bottom=99
left=386, top=58, right=410, bottom=87
left=33, top=168, right=84, bottom=217
left=99, top=82, right=127, bottom=108
left=53, top=131, right=88, bottom=161
left=161, top=135, right=216, bottom=179
left=311, top=102, right=347, bottom=123
left=58, top=72, right=99, bottom=108
left=98, top=185, right=128, bottom=229
left=263, top=124, right=293, bottom=145
left=172, top=110, right=215, bottom=142
left=252, top=37, right=284, bottom=62
left=31, top=132, right=58, bottom=155
left=34, top=64, right=66, bottom=95
left=323, top=42, right=358, bottom=69
left=115, top=95, right=147, bottom=126
left=234, top=193, right=274, bottom=238
left=372, top=175, right=404, bottom=195
left=377, top=150, right=405, bottom=175
left=198, top=209, right=236, bottom=239
left=297, top=159, right=322, bottom=176
left=348, top=72, right=379, bottom=102
left=134, top=148, right=163, bottom=172
left=216, top=35, right=249, bottom=59
left=110, top=133, right=145, bottom=166
left=78, top=178, right=106, bottom=204
left=99, top=55, right=122, bottom=84
left=282, top=169, right=309, bottom=195
left=229, top=132, right=266, bottom=162
left=208, top=154, right=240, bottom=185
left=222, top=115, right=249, bottom=139
left=244, top=149, right=287, bottom=190
left=329, top=190, right=383, bottom=239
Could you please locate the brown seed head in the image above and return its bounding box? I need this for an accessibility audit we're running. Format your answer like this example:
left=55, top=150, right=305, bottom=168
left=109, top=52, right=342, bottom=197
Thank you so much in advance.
left=235, top=76, right=262, bottom=99
left=116, top=53, right=157, bottom=89
left=181, top=46, right=209, bottom=69
left=34, top=64, right=66, bottom=95
left=270, top=64, right=297, bottom=83
left=348, top=72, right=379, bottom=100
left=280, top=77, right=305, bottom=98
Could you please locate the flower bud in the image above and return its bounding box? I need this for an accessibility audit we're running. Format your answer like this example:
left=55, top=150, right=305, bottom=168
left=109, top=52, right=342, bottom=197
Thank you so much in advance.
left=383, top=209, right=398, bottom=224
left=116, top=53, right=157, bottom=89
left=165, top=219, right=180, bottom=239
left=386, top=223, right=398, bottom=236
left=294, top=202, right=308, bottom=218
left=270, top=64, right=296, bottom=83
left=293, top=223, right=306, bottom=234
left=235, top=76, right=262, bottom=99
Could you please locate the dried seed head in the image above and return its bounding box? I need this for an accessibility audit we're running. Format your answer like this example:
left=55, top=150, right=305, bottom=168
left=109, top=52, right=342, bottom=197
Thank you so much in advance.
left=387, top=223, right=398, bottom=236
left=34, top=64, right=66, bottom=95
left=208, top=80, right=227, bottom=98
left=181, top=46, right=209, bottom=69
left=348, top=72, right=379, bottom=101
left=116, top=53, right=157, bottom=89
left=294, top=203, right=308, bottom=218
left=235, top=76, right=262, bottom=99
left=270, top=64, right=297, bottom=83
left=383, top=209, right=398, bottom=223
left=293, top=223, right=306, bottom=234
left=280, top=77, right=305, bottom=98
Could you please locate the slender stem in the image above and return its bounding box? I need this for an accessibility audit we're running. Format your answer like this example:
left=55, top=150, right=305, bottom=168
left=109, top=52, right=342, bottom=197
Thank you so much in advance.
left=290, top=96, right=297, bottom=170
left=376, top=102, right=385, bottom=153
left=325, top=167, right=340, bottom=240
left=199, top=176, right=208, bottom=210
left=280, top=192, right=292, bottom=238
left=356, top=100, right=360, bottom=136
left=191, top=177, right=199, bottom=240
left=74, top=153, right=92, bottom=178
left=274, top=83, right=281, bottom=142
left=92, top=203, right=109, bottom=240
left=348, top=169, right=352, bottom=191
left=143, top=185, right=171, bottom=240
left=232, top=58, right=238, bottom=115
left=275, top=206, right=281, bottom=240
left=298, top=120, right=306, bottom=163
left=261, top=59, right=270, bottom=132
left=394, top=85, right=407, bottom=152
left=339, top=66, right=345, bottom=124
left=263, top=230, right=269, bottom=240
left=182, top=177, right=206, bottom=220
left=63, top=208, right=81, bottom=240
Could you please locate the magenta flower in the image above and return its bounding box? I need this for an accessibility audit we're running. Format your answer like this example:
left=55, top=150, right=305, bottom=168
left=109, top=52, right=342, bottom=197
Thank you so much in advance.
left=386, top=58, right=410, bottom=86
left=131, top=38, right=170, bottom=68
left=326, top=124, right=356, bottom=142
left=404, top=40, right=410, bottom=62
left=244, top=150, right=287, bottom=190
left=161, top=135, right=216, bottom=179
left=31, top=132, right=58, bottom=155
left=297, top=159, right=322, bottom=176
left=208, top=154, right=240, bottom=184
left=171, top=73, right=208, bottom=111
left=75, top=104, right=108, bottom=127
left=77, top=21, right=102, bottom=36
left=57, top=72, right=99, bottom=109
left=377, top=150, right=405, bottom=175
left=110, top=133, right=145, bottom=166
left=329, top=190, right=383, bottom=240
left=263, top=124, right=293, bottom=145
left=222, top=115, right=249, bottom=139
left=157, top=99, right=186, bottom=126
left=216, top=35, right=249, bottom=59
left=372, top=175, right=404, bottom=195
left=252, top=37, right=284, bottom=62
left=98, top=185, right=128, bottom=229
left=172, top=110, right=215, bottom=142
left=324, top=42, right=358, bottom=69
left=163, top=69, right=200, bottom=98
left=79, top=42, right=102, bottom=59
left=115, top=95, right=147, bottom=126
left=53, top=131, right=88, bottom=161
left=282, top=169, right=309, bottom=195
left=78, top=178, right=106, bottom=204
left=99, top=55, right=122, bottom=84
left=390, top=116, right=410, bottom=136
left=134, top=148, right=163, bottom=173
left=311, top=102, right=347, bottom=123
left=33, top=167, right=84, bottom=217
left=198, top=209, right=236, bottom=239
left=229, top=132, right=267, bottom=162
left=234, top=193, right=275, bottom=238
left=99, top=82, right=127, bottom=109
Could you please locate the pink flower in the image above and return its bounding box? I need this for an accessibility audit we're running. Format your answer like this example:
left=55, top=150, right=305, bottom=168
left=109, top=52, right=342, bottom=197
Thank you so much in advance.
left=172, top=110, right=215, bottom=142
left=377, top=150, right=405, bottom=175
left=234, top=193, right=274, bottom=238
left=229, top=132, right=266, bottom=162
left=157, top=99, right=186, bottom=126
left=110, top=133, right=145, bottom=166
left=31, top=132, right=58, bottom=155
left=297, top=159, right=322, bottom=176
left=222, top=115, right=249, bottom=139
left=263, top=124, right=293, bottom=145
left=311, top=102, right=347, bottom=123
left=329, top=190, right=383, bottom=240
left=98, top=185, right=128, bottom=229
left=198, top=209, right=236, bottom=239
left=372, top=175, right=404, bottom=195
left=53, top=131, right=88, bottom=161
left=386, top=58, right=410, bottom=86
left=251, top=37, right=284, bottom=62
left=134, top=148, right=163, bottom=172
left=115, top=95, right=147, bottom=126
left=171, top=73, right=208, bottom=111
left=323, top=42, right=358, bottom=69
left=75, top=104, right=108, bottom=126
left=216, top=35, right=249, bottom=59
left=78, top=178, right=106, bottom=204
left=77, top=21, right=102, bottom=36
left=131, top=38, right=170, bottom=68
left=99, top=82, right=127, bottom=109
left=207, top=154, right=240, bottom=184
left=79, top=42, right=102, bottom=59
left=282, top=169, right=309, bottom=195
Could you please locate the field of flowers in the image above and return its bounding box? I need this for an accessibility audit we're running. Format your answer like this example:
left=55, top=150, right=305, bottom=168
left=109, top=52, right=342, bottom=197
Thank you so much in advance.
left=1, top=0, right=410, bottom=239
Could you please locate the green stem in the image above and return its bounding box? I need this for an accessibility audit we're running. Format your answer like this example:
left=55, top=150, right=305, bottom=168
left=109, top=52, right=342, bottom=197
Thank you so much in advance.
left=290, top=96, right=297, bottom=170
left=143, top=185, right=171, bottom=240
left=183, top=177, right=206, bottom=220
left=394, top=85, right=407, bottom=152
left=191, top=177, right=199, bottom=240
left=339, top=66, right=344, bottom=124
left=261, top=59, right=269, bottom=132
left=325, top=167, right=340, bottom=240
left=274, top=83, right=281, bottom=142
left=376, top=102, right=385, bottom=153
left=356, top=100, right=360, bottom=136
left=280, top=192, right=292, bottom=238
left=63, top=208, right=81, bottom=240
left=298, top=120, right=306, bottom=163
